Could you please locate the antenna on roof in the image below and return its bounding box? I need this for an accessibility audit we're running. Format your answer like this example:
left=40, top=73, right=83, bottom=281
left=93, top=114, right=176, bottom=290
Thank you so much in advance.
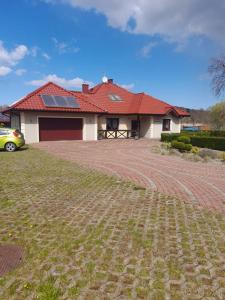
left=102, top=76, right=108, bottom=83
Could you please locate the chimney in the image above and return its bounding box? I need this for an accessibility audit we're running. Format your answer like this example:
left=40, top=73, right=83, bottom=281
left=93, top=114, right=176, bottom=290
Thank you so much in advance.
left=82, top=83, right=89, bottom=93
left=108, top=78, right=113, bottom=84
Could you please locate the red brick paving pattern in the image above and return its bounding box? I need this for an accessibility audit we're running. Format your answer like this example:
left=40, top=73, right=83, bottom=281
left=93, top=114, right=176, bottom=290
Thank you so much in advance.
left=34, top=139, right=225, bottom=213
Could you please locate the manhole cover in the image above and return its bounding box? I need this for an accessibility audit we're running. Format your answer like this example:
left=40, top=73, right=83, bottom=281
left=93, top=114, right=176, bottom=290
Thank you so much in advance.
left=0, top=245, right=24, bottom=276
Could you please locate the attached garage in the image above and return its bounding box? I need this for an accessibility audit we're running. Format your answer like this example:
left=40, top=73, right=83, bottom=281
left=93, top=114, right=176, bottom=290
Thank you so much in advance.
left=39, top=117, right=83, bottom=141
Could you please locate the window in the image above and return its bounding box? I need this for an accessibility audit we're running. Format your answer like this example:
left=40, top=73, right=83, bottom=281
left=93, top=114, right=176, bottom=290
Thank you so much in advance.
left=108, top=94, right=122, bottom=101
left=106, top=118, right=119, bottom=130
left=0, top=129, right=8, bottom=136
left=162, top=119, right=171, bottom=131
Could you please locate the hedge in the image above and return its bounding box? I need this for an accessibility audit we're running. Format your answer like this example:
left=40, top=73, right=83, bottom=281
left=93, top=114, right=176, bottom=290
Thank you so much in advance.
left=161, top=133, right=180, bottom=142
left=190, top=136, right=225, bottom=151
left=180, top=130, right=210, bottom=136
left=177, top=136, right=191, bottom=144
left=180, top=130, right=225, bottom=137
left=209, top=130, right=225, bottom=137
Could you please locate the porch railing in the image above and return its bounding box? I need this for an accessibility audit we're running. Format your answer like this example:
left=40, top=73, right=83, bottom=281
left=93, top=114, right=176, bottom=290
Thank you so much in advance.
left=98, top=130, right=139, bottom=139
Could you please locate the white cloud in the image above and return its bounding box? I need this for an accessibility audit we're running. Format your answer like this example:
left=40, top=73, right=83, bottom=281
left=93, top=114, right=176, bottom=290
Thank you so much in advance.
left=0, top=41, right=29, bottom=66
left=52, top=37, right=80, bottom=54
left=42, top=52, right=51, bottom=60
left=121, top=83, right=134, bottom=90
left=26, top=74, right=93, bottom=88
left=15, top=68, right=27, bottom=76
left=140, top=42, right=157, bottom=58
left=0, top=66, right=12, bottom=76
left=43, top=0, right=225, bottom=45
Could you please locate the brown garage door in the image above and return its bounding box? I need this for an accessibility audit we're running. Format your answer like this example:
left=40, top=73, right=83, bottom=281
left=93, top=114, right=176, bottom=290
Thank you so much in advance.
left=39, top=118, right=83, bottom=141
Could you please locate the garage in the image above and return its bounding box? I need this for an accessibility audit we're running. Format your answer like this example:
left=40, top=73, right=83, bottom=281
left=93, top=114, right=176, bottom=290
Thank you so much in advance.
left=39, top=117, right=83, bottom=141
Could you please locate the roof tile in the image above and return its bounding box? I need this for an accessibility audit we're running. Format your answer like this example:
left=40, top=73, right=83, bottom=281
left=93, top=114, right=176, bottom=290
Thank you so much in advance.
left=8, top=81, right=189, bottom=117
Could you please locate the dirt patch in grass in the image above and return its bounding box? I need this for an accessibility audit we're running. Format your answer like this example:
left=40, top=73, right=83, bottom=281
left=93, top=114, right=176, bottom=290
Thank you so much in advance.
left=0, top=147, right=224, bottom=299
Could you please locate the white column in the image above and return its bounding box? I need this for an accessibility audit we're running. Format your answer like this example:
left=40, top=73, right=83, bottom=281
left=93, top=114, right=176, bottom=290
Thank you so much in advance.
left=94, top=114, right=98, bottom=141
left=20, top=112, right=26, bottom=138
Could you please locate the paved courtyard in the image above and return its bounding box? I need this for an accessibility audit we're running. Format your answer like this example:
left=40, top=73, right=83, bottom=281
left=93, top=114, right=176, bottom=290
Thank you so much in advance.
left=0, top=147, right=225, bottom=299
left=34, top=139, right=225, bottom=213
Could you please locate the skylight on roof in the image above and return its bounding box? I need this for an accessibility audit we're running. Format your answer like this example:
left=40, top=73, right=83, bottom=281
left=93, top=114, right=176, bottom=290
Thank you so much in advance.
left=41, top=95, right=80, bottom=108
left=108, top=94, right=122, bottom=101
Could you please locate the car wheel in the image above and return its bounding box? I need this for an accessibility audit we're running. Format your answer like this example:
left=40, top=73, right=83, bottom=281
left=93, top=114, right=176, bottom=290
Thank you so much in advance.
left=5, top=142, right=17, bottom=152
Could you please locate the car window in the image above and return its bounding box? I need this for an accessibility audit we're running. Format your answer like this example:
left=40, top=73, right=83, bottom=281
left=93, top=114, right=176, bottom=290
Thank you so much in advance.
left=0, top=129, right=9, bottom=135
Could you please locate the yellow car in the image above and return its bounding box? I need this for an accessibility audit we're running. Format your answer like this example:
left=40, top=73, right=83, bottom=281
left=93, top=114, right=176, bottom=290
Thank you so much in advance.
left=0, top=128, right=25, bottom=152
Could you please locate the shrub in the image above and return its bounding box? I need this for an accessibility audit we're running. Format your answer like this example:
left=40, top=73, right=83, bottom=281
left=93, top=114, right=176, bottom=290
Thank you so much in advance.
left=177, top=136, right=191, bottom=144
left=181, top=130, right=225, bottom=137
left=171, top=140, right=192, bottom=152
left=191, top=146, right=199, bottom=155
left=190, top=136, right=225, bottom=151
left=182, top=153, right=203, bottom=162
left=180, top=130, right=210, bottom=136
left=161, top=133, right=179, bottom=142
left=209, top=130, right=225, bottom=137
left=169, top=148, right=182, bottom=156
left=161, top=142, right=171, bottom=150
left=198, top=148, right=218, bottom=159
left=221, top=152, right=225, bottom=161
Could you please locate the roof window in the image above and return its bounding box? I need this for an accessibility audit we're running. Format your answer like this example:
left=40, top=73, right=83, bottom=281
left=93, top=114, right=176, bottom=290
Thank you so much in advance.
left=108, top=94, right=122, bottom=101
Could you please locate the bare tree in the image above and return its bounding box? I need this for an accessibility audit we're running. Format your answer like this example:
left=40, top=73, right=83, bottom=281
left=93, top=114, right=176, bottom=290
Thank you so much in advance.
left=0, top=105, right=8, bottom=112
left=208, top=55, right=225, bottom=96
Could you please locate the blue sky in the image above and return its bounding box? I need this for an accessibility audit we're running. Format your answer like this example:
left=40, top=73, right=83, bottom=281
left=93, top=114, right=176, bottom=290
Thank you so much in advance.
left=0, top=0, right=224, bottom=108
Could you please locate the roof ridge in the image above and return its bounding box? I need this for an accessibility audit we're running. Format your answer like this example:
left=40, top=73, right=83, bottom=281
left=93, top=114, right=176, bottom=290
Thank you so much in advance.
left=89, top=81, right=134, bottom=95
left=88, top=83, right=103, bottom=94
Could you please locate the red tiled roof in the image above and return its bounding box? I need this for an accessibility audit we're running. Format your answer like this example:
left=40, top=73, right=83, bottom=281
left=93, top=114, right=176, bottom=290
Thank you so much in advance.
left=85, top=82, right=189, bottom=116
left=9, top=82, right=105, bottom=113
left=8, top=80, right=189, bottom=117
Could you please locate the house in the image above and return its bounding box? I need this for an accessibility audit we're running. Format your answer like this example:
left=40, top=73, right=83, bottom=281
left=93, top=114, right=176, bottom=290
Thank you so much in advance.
left=5, top=78, right=189, bottom=143
left=0, top=112, right=10, bottom=127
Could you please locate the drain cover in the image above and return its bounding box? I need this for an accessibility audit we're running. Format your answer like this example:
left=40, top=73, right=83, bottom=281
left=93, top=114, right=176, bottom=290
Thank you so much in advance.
left=0, top=245, right=24, bottom=276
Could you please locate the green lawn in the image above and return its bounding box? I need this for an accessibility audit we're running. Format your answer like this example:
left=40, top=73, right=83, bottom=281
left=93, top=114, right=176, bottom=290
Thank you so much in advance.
left=0, top=147, right=225, bottom=299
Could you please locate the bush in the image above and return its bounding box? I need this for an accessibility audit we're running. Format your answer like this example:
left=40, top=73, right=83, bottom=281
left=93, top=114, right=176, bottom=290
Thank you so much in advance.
left=198, top=148, right=218, bottom=159
left=169, top=148, right=182, bottom=156
left=209, top=130, right=225, bottom=137
left=177, top=135, right=191, bottom=144
left=180, top=130, right=210, bottom=136
left=161, top=133, right=180, bottom=142
left=221, top=152, right=225, bottom=161
left=181, top=130, right=225, bottom=137
left=191, top=146, right=199, bottom=155
left=171, top=140, right=192, bottom=152
left=182, top=153, right=203, bottom=162
left=190, top=136, right=225, bottom=151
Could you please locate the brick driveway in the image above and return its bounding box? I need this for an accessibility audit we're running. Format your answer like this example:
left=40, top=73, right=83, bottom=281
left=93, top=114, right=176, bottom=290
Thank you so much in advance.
left=34, top=139, right=225, bottom=212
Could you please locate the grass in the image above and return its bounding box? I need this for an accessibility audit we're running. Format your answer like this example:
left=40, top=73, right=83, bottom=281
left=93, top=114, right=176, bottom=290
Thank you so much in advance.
left=0, top=147, right=225, bottom=299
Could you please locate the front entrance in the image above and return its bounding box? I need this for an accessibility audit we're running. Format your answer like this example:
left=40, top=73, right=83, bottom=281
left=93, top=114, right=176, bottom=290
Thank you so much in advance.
left=131, top=120, right=140, bottom=137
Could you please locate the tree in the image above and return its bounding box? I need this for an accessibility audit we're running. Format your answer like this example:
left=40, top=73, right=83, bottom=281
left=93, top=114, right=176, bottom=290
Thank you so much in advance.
left=209, top=100, right=225, bottom=130
left=0, top=105, right=8, bottom=112
left=209, top=56, right=225, bottom=96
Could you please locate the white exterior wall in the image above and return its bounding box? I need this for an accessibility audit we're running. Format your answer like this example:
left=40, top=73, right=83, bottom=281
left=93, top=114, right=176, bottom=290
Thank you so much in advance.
left=140, top=116, right=153, bottom=138
left=21, top=111, right=98, bottom=144
left=15, top=111, right=181, bottom=143
left=98, top=115, right=134, bottom=130
left=98, top=115, right=183, bottom=139
left=152, top=115, right=181, bottom=138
